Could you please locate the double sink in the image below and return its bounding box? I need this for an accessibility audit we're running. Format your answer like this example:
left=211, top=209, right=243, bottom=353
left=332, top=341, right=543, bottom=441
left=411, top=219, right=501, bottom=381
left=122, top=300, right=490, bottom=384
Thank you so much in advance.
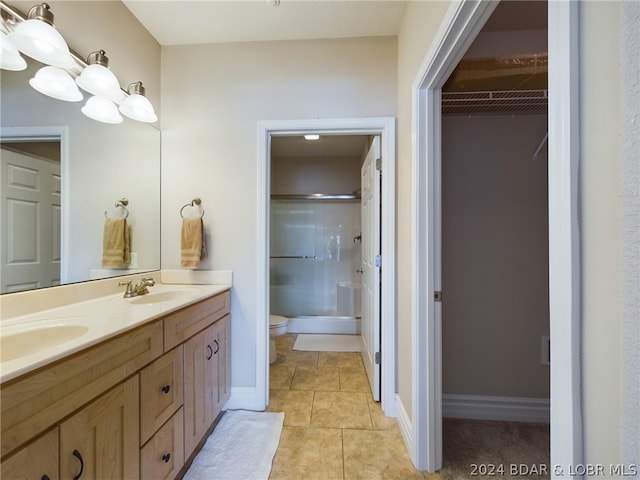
left=0, top=284, right=224, bottom=382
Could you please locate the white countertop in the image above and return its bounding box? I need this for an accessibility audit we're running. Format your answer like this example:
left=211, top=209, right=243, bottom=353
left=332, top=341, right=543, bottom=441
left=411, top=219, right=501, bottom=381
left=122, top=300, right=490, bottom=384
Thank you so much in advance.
left=0, top=283, right=230, bottom=383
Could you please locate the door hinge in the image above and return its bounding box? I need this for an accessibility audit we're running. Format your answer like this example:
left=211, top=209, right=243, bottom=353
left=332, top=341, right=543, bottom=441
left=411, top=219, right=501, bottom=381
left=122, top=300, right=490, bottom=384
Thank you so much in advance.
left=375, top=255, right=382, bottom=268
left=375, top=157, right=381, bottom=171
left=434, top=290, right=443, bottom=302
left=375, top=352, right=381, bottom=364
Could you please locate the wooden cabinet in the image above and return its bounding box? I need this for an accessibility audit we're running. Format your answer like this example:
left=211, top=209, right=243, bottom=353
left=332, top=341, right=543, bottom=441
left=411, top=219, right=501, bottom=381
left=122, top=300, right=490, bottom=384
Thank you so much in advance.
left=141, top=408, right=184, bottom=480
left=1, top=320, right=162, bottom=458
left=0, top=428, right=59, bottom=480
left=60, top=375, right=139, bottom=480
left=0, top=289, right=231, bottom=480
left=140, top=346, right=184, bottom=445
left=183, top=313, right=231, bottom=458
left=212, top=314, right=231, bottom=414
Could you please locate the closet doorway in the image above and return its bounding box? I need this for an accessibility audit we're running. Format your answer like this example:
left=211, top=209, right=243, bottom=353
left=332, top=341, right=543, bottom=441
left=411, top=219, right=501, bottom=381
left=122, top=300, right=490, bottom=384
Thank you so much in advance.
left=410, top=0, right=582, bottom=472
left=440, top=0, right=550, bottom=468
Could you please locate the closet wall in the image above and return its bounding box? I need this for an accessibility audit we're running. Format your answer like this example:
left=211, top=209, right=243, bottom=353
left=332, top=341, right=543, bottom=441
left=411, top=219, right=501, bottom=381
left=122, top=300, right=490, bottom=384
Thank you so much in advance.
left=442, top=113, right=549, bottom=399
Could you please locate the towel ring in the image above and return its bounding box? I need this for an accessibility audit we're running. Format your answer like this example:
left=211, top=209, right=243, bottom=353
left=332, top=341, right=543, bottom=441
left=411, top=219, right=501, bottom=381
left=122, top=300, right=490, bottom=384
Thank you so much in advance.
left=180, top=198, right=204, bottom=219
left=105, top=198, right=129, bottom=219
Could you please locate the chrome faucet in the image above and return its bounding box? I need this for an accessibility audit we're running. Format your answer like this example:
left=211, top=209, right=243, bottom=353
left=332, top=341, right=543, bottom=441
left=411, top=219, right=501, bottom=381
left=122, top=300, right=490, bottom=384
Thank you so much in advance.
left=119, top=277, right=155, bottom=298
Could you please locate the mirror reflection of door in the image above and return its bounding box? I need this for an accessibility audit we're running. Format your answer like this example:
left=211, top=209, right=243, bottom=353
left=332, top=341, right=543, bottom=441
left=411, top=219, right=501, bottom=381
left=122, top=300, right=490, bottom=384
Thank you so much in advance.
left=1, top=141, right=61, bottom=293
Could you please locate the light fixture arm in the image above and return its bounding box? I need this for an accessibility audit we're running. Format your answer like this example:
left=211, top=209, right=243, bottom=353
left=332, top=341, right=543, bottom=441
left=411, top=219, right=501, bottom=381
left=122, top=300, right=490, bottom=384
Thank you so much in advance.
left=86, top=49, right=109, bottom=67
left=127, top=81, right=145, bottom=96
left=26, top=3, right=54, bottom=25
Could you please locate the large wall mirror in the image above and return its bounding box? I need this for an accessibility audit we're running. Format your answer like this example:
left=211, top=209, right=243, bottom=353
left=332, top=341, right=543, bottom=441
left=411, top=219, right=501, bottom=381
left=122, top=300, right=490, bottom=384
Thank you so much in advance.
left=1, top=55, right=161, bottom=294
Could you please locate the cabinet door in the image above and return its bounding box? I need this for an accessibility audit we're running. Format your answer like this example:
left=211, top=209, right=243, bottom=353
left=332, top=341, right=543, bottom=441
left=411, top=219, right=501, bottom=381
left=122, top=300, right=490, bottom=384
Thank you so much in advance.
left=140, top=346, right=184, bottom=445
left=60, top=376, right=139, bottom=480
left=0, top=428, right=59, bottom=480
left=183, top=325, right=217, bottom=458
left=140, top=408, right=184, bottom=480
left=212, top=314, right=231, bottom=415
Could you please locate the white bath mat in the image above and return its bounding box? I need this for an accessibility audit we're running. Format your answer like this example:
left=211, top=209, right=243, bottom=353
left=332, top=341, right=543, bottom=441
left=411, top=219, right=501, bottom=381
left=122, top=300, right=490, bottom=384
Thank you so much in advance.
left=293, top=334, right=361, bottom=352
left=183, top=410, right=284, bottom=480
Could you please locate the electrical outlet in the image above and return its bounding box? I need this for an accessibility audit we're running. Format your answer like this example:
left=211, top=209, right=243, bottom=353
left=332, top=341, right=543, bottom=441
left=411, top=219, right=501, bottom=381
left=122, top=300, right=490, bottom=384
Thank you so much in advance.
left=541, top=336, right=550, bottom=366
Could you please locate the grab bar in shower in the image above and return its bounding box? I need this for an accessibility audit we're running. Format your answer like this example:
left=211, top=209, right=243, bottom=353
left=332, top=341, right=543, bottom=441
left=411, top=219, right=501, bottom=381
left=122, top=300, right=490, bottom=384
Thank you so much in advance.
left=270, top=255, right=318, bottom=259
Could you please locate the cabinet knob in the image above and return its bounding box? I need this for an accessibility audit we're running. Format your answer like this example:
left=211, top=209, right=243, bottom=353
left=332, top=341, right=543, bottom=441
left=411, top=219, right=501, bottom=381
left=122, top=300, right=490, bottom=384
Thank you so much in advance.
left=161, top=384, right=171, bottom=394
left=42, top=476, right=51, bottom=480
left=162, top=453, right=171, bottom=463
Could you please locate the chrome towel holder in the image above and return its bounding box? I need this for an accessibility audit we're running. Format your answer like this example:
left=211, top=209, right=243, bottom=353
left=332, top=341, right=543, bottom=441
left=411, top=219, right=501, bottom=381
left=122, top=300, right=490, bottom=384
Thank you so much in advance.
left=105, top=198, right=129, bottom=219
left=180, top=198, right=204, bottom=219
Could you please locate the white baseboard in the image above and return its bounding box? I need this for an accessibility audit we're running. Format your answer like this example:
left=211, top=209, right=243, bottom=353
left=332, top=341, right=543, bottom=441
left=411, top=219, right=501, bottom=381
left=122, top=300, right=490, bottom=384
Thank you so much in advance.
left=395, top=394, right=414, bottom=460
left=443, top=394, right=550, bottom=423
left=224, top=387, right=264, bottom=411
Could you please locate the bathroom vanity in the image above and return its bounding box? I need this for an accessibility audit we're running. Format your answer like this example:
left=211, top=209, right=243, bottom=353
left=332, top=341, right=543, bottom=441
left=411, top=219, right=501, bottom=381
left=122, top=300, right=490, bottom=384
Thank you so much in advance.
left=0, top=283, right=231, bottom=480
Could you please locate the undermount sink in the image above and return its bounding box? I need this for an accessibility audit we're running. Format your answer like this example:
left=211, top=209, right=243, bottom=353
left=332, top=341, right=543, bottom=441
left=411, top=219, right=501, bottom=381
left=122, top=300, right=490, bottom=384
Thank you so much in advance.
left=1, top=325, right=90, bottom=363
left=128, top=288, right=200, bottom=305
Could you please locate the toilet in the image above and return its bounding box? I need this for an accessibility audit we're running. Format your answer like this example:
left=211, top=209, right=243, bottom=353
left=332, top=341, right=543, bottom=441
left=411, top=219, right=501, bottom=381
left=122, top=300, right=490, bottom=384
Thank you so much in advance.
left=269, top=315, right=289, bottom=364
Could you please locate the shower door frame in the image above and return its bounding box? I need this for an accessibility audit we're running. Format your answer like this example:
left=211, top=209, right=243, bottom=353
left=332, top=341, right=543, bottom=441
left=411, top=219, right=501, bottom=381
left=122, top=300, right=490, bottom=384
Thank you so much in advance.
left=256, top=117, right=396, bottom=416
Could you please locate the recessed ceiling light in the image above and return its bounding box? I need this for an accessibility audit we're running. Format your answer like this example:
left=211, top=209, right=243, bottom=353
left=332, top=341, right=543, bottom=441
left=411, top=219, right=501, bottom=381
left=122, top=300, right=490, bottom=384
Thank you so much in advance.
left=304, top=134, right=319, bottom=141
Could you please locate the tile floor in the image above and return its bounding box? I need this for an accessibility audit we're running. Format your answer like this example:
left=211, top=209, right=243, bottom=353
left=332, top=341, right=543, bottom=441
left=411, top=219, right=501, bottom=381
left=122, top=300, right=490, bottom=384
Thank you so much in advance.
left=266, top=333, right=431, bottom=480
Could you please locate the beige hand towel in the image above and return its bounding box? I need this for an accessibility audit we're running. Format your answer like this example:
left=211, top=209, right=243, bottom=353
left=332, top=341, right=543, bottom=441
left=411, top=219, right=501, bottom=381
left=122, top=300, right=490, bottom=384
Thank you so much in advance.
left=181, top=217, right=207, bottom=269
left=102, top=217, right=130, bottom=268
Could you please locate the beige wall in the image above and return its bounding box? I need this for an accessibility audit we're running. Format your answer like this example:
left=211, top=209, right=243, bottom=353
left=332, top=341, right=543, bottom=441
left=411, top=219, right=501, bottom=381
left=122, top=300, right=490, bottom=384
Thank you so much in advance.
left=442, top=114, right=549, bottom=398
left=271, top=156, right=361, bottom=195
left=396, top=0, right=451, bottom=418
left=161, top=37, right=397, bottom=387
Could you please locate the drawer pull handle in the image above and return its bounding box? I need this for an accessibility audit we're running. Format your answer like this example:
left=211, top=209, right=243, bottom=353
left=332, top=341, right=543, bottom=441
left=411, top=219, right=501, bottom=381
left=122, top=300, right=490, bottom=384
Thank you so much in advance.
left=206, top=344, right=213, bottom=360
left=213, top=339, right=220, bottom=354
left=72, top=450, right=84, bottom=480
left=161, top=385, right=171, bottom=394
left=162, top=453, right=171, bottom=463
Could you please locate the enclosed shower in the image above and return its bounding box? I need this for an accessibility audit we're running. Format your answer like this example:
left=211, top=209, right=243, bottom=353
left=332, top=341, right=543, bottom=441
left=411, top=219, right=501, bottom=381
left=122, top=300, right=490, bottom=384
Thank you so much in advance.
left=269, top=135, right=368, bottom=334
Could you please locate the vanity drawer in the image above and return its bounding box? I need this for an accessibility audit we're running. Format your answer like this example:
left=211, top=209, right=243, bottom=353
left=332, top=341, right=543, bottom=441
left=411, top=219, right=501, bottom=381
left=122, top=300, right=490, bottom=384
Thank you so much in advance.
left=1, top=320, right=163, bottom=459
left=140, top=345, right=184, bottom=445
left=140, top=407, right=184, bottom=480
left=164, top=290, right=230, bottom=351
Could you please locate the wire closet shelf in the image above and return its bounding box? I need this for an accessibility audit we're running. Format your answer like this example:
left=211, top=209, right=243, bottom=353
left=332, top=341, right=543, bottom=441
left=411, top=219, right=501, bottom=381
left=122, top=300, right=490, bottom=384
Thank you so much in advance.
left=442, top=89, right=548, bottom=116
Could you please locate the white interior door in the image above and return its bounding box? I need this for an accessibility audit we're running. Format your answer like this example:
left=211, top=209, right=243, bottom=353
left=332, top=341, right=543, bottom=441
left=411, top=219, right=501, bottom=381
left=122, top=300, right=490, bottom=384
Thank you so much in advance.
left=1, top=148, right=61, bottom=292
left=361, top=136, right=381, bottom=401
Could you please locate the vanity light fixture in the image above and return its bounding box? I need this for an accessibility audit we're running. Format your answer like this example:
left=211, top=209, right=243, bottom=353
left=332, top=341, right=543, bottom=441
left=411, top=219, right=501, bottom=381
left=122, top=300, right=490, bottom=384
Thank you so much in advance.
left=304, top=134, right=320, bottom=140
left=7, top=3, right=73, bottom=68
left=0, top=31, right=27, bottom=71
left=81, top=95, right=123, bottom=124
left=76, top=50, right=125, bottom=102
left=119, top=82, right=158, bottom=123
left=29, top=65, right=83, bottom=101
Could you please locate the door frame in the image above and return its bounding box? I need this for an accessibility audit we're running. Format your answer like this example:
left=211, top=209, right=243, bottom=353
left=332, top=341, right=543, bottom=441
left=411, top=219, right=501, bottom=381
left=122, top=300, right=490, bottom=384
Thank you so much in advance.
left=256, top=117, right=396, bottom=414
left=411, top=0, right=582, bottom=472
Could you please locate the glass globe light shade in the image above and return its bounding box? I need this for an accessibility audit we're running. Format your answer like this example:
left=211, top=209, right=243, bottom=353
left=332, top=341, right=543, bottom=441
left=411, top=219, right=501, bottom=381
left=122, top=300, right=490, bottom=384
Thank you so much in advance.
left=29, top=66, right=83, bottom=102
left=8, top=15, right=73, bottom=68
left=81, top=95, right=123, bottom=124
left=76, top=63, right=125, bottom=102
left=0, top=32, right=27, bottom=71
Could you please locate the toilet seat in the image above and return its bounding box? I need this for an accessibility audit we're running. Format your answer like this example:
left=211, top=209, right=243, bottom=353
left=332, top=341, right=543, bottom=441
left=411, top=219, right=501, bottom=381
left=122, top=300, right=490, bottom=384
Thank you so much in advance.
left=269, top=315, right=288, bottom=328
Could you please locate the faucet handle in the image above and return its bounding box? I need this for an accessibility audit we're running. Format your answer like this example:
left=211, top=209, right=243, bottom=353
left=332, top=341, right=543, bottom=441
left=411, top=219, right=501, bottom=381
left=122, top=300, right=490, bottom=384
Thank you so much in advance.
left=118, top=280, right=134, bottom=295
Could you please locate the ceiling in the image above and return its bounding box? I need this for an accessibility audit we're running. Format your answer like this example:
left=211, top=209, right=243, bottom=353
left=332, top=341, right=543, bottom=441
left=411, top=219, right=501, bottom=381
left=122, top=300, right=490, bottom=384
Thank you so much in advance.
left=271, top=135, right=369, bottom=158
left=122, top=1, right=408, bottom=46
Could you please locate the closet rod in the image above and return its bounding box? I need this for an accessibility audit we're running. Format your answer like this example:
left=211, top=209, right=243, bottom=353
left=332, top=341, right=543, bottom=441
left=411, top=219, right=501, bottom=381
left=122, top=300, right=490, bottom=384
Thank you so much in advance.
left=271, top=194, right=360, bottom=201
